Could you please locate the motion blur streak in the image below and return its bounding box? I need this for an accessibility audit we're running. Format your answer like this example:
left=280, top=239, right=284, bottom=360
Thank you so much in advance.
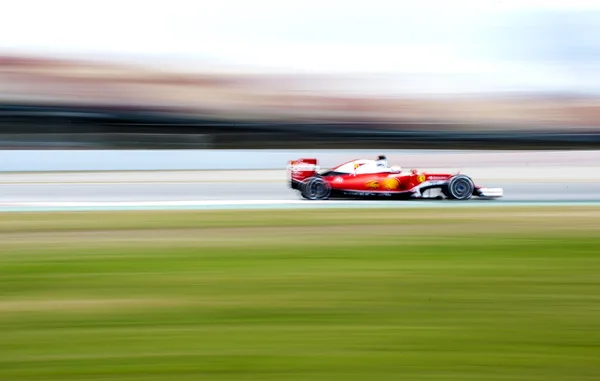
left=2, top=209, right=600, bottom=380
left=1, top=0, right=600, bottom=150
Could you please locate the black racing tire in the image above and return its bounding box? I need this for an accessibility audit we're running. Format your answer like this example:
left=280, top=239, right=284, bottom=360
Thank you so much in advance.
left=300, top=177, right=331, bottom=200
left=444, top=174, right=474, bottom=200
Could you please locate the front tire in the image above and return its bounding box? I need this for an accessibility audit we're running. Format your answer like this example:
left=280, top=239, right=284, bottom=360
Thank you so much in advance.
left=444, top=174, right=474, bottom=200
left=300, top=177, right=331, bottom=200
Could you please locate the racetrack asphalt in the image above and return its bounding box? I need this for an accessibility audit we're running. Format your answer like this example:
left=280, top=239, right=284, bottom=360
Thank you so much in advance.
left=1, top=169, right=599, bottom=212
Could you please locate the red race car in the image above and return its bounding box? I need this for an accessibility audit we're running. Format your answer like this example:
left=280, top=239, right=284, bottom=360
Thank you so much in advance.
left=287, top=155, right=503, bottom=201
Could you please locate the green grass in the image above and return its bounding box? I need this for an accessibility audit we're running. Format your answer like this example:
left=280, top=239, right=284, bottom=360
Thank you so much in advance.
left=1, top=208, right=600, bottom=380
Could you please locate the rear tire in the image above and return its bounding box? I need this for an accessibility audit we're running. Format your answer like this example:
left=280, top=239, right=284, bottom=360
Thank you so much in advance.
left=300, top=177, right=331, bottom=200
left=444, top=174, right=474, bottom=200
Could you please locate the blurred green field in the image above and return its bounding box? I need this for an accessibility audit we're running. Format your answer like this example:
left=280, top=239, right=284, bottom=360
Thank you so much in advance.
left=1, top=207, right=600, bottom=380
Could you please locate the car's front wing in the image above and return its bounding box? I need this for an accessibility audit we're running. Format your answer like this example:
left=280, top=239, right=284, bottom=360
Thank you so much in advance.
left=475, top=187, right=504, bottom=198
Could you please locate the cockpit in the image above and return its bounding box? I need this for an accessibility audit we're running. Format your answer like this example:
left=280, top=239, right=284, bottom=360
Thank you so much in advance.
left=328, top=159, right=401, bottom=175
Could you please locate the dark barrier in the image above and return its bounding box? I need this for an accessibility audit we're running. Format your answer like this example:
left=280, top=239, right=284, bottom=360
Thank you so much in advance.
left=1, top=103, right=600, bottom=150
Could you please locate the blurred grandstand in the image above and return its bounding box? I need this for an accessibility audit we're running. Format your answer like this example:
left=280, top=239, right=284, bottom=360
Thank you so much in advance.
left=1, top=53, right=600, bottom=149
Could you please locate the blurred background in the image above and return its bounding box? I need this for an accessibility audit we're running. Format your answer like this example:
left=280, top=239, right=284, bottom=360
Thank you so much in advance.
left=1, top=0, right=600, bottom=149
left=3, top=3, right=600, bottom=380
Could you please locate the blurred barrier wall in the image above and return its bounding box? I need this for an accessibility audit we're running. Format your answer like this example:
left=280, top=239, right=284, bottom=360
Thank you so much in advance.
left=2, top=104, right=600, bottom=150
left=0, top=149, right=416, bottom=172
left=3, top=149, right=600, bottom=172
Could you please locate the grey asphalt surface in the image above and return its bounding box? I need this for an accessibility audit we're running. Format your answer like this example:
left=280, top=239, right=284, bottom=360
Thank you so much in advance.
left=1, top=181, right=599, bottom=203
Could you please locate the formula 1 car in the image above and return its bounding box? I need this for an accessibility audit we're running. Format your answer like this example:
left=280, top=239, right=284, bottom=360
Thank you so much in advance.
left=287, top=156, right=503, bottom=200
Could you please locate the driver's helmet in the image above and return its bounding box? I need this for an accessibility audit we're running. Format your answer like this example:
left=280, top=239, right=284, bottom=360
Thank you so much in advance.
left=376, top=154, right=388, bottom=167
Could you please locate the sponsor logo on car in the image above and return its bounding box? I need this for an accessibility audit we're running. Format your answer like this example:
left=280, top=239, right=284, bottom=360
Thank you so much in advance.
left=343, top=191, right=392, bottom=197
left=364, top=180, right=379, bottom=189
left=381, top=177, right=400, bottom=190
left=288, top=162, right=318, bottom=173
left=364, top=178, right=400, bottom=190
left=333, top=177, right=344, bottom=184
left=416, top=174, right=426, bottom=183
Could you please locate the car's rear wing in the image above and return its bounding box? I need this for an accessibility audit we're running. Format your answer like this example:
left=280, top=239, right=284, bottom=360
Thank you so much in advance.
left=287, top=158, right=320, bottom=186
left=287, top=158, right=319, bottom=171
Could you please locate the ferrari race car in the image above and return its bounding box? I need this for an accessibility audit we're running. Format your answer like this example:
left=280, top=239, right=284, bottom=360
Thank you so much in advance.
left=287, top=156, right=503, bottom=200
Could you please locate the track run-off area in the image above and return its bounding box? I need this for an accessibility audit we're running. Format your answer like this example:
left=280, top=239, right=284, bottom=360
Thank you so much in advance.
left=1, top=167, right=600, bottom=212
left=2, top=149, right=600, bottom=212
